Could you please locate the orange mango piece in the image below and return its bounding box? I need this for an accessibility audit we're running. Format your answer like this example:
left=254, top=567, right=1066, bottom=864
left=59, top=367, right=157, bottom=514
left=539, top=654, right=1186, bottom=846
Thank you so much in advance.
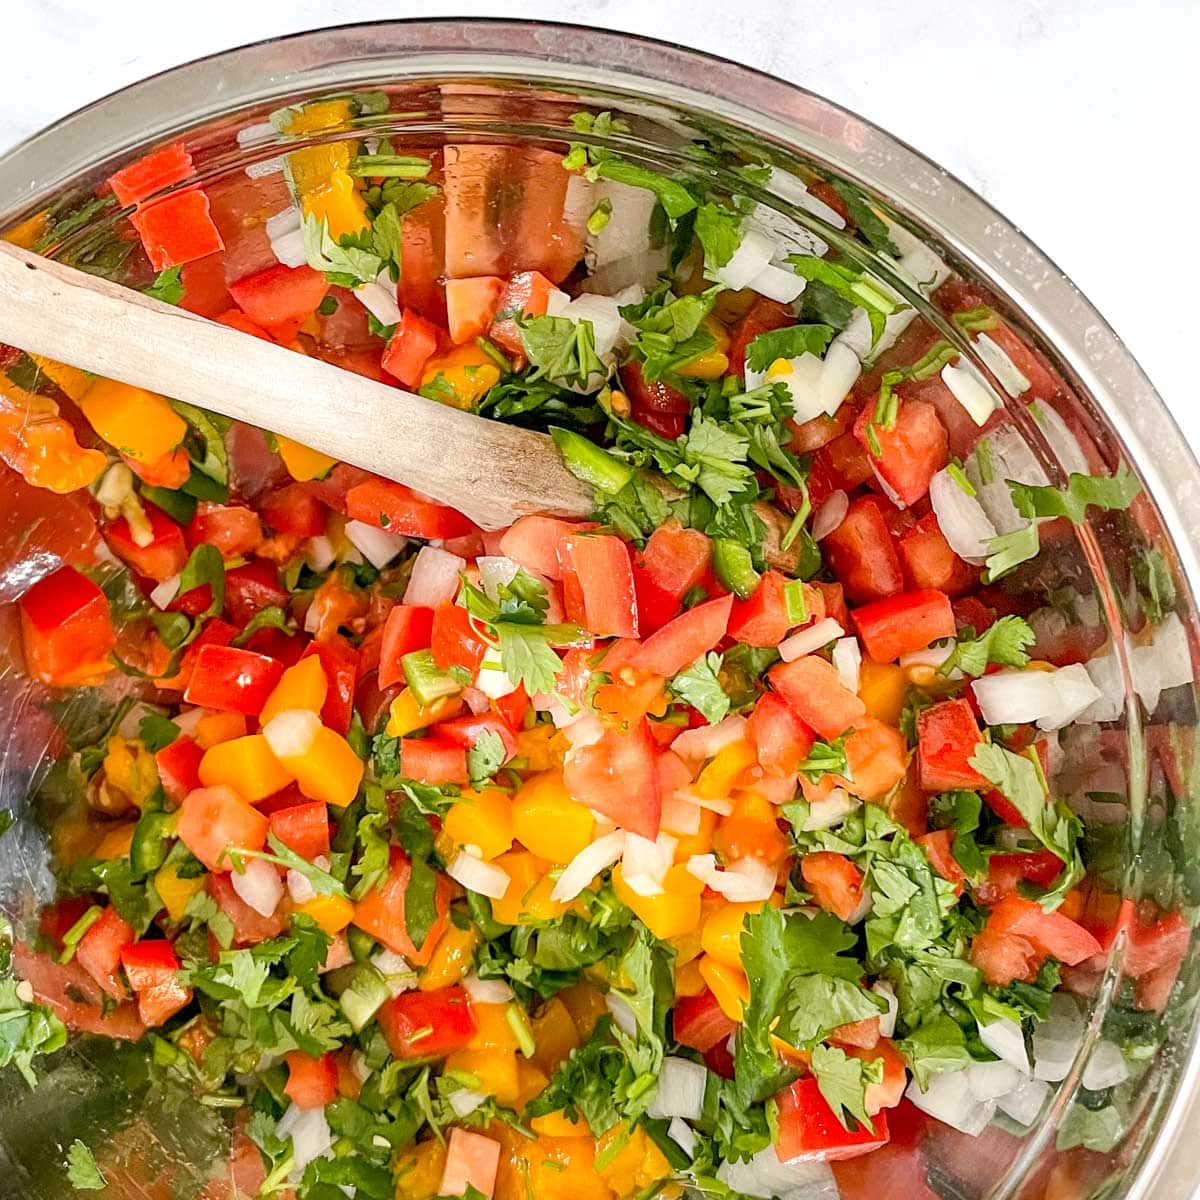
left=199, top=734, right=293, bottom=803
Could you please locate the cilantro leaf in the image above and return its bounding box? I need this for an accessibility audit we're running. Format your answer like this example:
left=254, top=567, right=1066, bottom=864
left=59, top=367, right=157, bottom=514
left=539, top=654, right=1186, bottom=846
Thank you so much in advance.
left=785, top=255, right=902, bottom=347
left=810, top=1043, right=880, bottom=1132
left=393, top=795, right=439, bottom=951
left=137, top=712, right=179, bottom=752
left=983, top=521, right=1042, bottom=583
left=518, top=315, right=605, bottom=389
left=285, top=915, right=333, bottom=991
left=938, top=615, right=1035, bottom=677
left=1009, top=464, right=1141, bottom=525
left=744, top=324, right=835, bottom=373
left=780, top=975, right=885, bottom=1046
left=0, top=978, right=67, bottom=1088
left=591, top=159, right=697, bottom=221
left=621, top=285, right=721, bottom=381
left=145, top=265, right=184, bottom=305
left=468, top=729, right=506, bottom=785
left=669, top=653, right=731, bottom=725
left=169, top=399, right=231, bottom=488
left=898, top=1013, right=974, bottom=1089
left=695, top=202, right=744, bottom=275
left=66, top=1140, right=105, bottom=1191
left=302, top=213, right=383, bottom=288
left=827, top=181, right=900, bottom=257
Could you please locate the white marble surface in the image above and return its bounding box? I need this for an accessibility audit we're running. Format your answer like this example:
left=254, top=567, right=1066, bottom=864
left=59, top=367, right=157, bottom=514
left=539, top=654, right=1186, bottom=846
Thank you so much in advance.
left=2, top=0, right=1196, bottom=447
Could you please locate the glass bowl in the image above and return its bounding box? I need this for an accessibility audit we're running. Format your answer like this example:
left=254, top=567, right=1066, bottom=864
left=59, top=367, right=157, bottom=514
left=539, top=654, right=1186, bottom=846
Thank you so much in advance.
left=0, top=19, right=1196, bottom=1200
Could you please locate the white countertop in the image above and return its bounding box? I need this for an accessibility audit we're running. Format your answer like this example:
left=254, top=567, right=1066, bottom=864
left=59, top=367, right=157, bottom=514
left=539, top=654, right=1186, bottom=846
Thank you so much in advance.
left=3, top=0, right=1196, bottom=447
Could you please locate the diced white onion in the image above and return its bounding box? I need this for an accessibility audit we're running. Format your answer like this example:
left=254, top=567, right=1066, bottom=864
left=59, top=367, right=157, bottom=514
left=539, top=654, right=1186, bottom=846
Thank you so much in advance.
left=872, top=980, right=898, bottom=1038
left=287, top=868, right=317, bottom=904
left=898, top=638, right=956, bottom=672
left=996, top=1075, right=1050, bottom=1126
left=532, top=690, right=583, bottom=729
left=942, top=360, right=1000, bottom=426
left=344, top=518, right=407, bottom=569
left=149, top=574, right=181, bottom=610
left=266, top=206, right=301, bottom=241
left=978, top=1016, right=1031, bottom=1073
left=660, top=790, right=704, bottom=836
left=748, top=261, right=806, bottom=304
left=812, top=491, right=849, bottom=542
left=447, top=851, right=511, bottom=900
left=711, top=222, right=775, bottom=291
left=717, top=1144, right=837, bottom=1197
left=832, top=637, right=861, bottom=694
left=237, top=121, right=277, bottom=147
left=837, top=309, right=874, bottom=361
left=906, top=1069, right=996, bottom=1136
left=404, top=546, right=466, bottom=607
left=767, top=167, right=846, bottom=230
left=245, top=155, right=285, bottom=179
left=930, top=468, right=998, bottom=564
left=750, top=200, right=829, bottom=260
left=971, top=665, right=1101, bottom=731
left=1132, top=612, right=1194, bottom=713
left=476, top=645, right=520, bottom=700
left=670, top=715, right=748, bottom=767
left=803, top=788, right=859, bottom=831
left=356, top=281, right=403, bottom=328
left=263, top=709, right=321, bottom=759
left=752, top=352, right=825, bottom=422
left=477, top=555, right=521, bottom=600
left=818, top=340, right=863, bottom=416
left=231, top=858, right=284, bottom=917
left=681, top=791, right=735, bottom=817
left=648, top=1057, right=708, bottom=1120
left=966, top=1059, right=1023, bottom=1102
left=621, top=833, right=678, bottom=897
left=668, top=1116, right=697, bottom=1158
left=463, top=972, right=514, bottom=1005
left=588, top=180, right=656, bottom=270
left=1082, top=1040, right=1129, bottom=1091
left=551, top=831, right=627, bottom=902
left=686, top=855, right=776, bottom=902
left=546, top=291, right=628, bottom=359
left=845, top=886, right=873, bottom=925
left=605, top=991, right=638, bottom=1036
left=1033, top=993, right=1084, bottom=1082
left=305, top=535, right=336, bottom=572
left=778, top=619, right=845, bottom=662
left=975, top=333, right=1030, bottom=398
left=967, top=425, right=1051, bottom=534
left=276, top=1104, right=332, bottom=1178
left=1028, top=400, right=1090, bottom=478
left=449, top=1088, right=488, bottom=1117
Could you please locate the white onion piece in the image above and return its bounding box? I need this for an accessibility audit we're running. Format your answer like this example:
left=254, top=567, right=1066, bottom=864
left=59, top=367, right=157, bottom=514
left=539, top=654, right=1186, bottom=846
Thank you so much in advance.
left=1029, top=400, right=1090, bottom=477
left=263, top=709, right=321, bottom=759
left=681, top=791, right=735, bottom=817
left=812, top=491, right=849, bottom=542
left=1080, top=646, right=1129, bottom=725
left=475, top=646, right=520, bottom=700
left=687, top=855, right=776, bottom=902
left=711, top=223, right=774, bottom=290
left=748, top=261, right=806, bottom=304
left=344, top=519, right=407, bottom=568
left=660, top=791, right=703, bottom=837
left=803, top=788, right=859, bottom=831
left=588, top=180, right=656, bottom=269
left=372, top=949, right=418, bottom=996
left=906, top=1070, right=995, bottom=1136
left=818, top=340, right=863, bottom=416
left=447, top=852, right=511, bottom=900
left=305, top=535, right=336, bottom=572
left=245, top=154, right=285, bottom=180
left=404, top=546, right=466, bottom=607
left=758, top=353, right=825, bottom=423
left=978, top=1016, right=1031, bottom=1073
left=975, top=333, right=1030, bottom=398
left=966, top=1059, right=1023, bottom=1102
left=898, top=639, right=957, bottom=672
left=277, top=1104, right=333, bottom=1178
left=462, top=686, right=490, bottom=716
left=287, top=868, right=317, bottom=904
left=477, top=556, right=522, bottom=600
left=670, top=715, right=748, bottom=767
left=562, top=714, right=604, bottom=750
left=551, top=831, right=627, bottom=902
left=231, top=858, right=284, bottom=917
left=463, top=972, right=514, bottom=1005
left=271, top=227, right=308, bottom=269
left=778, top=619, right=845, bottom=662
left=967, top=425, right=1052, bottom=534
left=621, top=833, right=678, bottom=897
left=532, top=690, right=583, bottom=729
left=171, top=708, right=205, bottom=737
left=605, top=991, right=638, bottom=1036
left=941, top=360, right=1000, bottom=426
left=845, top=886, right=873, bottom=925
left=717, top=1145, right=837, bottom=1197
left=767, top=167, right=846, bottom=230
left=547, top=291, right=628, bottom=359
left=667, top=1116, right=697, bottom=1158
left=1082, top=1040, right=1129, bottom=1091
left=832, top=637, right=862, bottom=694
left=836, top=309, right=874, bottom=361
left=237, top=121, right=276, bottom=147
left=930, top=468, right=998, bottom=564
left=1132, top=612, right=1194, bottom=713
left=872, top=980, right=898, bottom=1038
left=449, top=1088, right=488, bottom=1117
left=648, top=1056, right=708, bottom=1121
left=563, top=173, right=596, bottom=237
left=356, top=281, right=403, bottom=328
left=750, top=200, right=828, bottom=259
left=149, top=574, right=181, bottom=610
left=971, top=665, right=1101, bottom=731
left=266, top=207, right=301, bottom=241
left=1033, top=993, right=1085, bottom=1082
left=996, top=1076, right=1050, bottom=1126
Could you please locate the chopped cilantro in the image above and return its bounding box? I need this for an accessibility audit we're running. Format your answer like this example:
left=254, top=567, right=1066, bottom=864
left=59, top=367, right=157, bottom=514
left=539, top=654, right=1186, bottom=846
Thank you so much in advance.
left=938, top=615, right=1035, bottom=677
left=744, top=324, right=835, bottom=373
left=669, top=653, right=731, bottom=725
left=65, top=1140, right=105, bottom=1191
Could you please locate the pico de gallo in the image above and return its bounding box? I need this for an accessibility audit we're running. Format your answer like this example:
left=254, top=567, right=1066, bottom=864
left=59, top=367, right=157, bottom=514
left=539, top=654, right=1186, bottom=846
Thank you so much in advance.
left=0, top=93, right=1192, bottom=1200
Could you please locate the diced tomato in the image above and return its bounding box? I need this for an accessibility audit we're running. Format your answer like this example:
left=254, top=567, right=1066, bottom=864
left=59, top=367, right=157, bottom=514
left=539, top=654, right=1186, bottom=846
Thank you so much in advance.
left=130, top=189, right=225, bottom=271
left=853, top=399, right=948, bottom=507
left=379, top=984, right=477, bottom=1060
left=499, top=515, right=593, bottom=581
left=983, top=895, right=1102, bottom=967
left=728, top=296, right=795, bottom=376
left=810, top=434, right=876, bottom=506
left=557, top=532, right=639, bottom=638
left=628, top=595, right=732, bottom=678
left=830, top=1101, right=938, bottom=1200
left=728, top=571, right=816, bottom=647
left=183, top=644, right=284, bottom=715
left=812, top=581, right=850, bottom=631
left=344, top=477, right=475, bottom=539
left=673, top=988, right=738, bottom=1053
left=776, top=1077, right=890, bottom=1162
left=769, top=656, right=866, bottom=741
left=18, top=565, right=117, bottom=687
left=400, top=737, right=469, bottom=785
left=563, top=718, right=661, bottom=839
left=620, top=360, right=692, bottom=441
left=1124, top=909, right=1191, bottom=979
left=125, top=446, right=191, bottom=490
left=38, top=898, right=96, bottom=951
left=108, top=142, right=194, bottom=207
left=830, top=1017, right=881, bottom=1051
left=301, top=636, right=359, bottom=734
left=704, top=1036, right=736, bottom=1079
left=398, top=183, right=447, bottom=324
left=916, top=699, right=987, bottom=791
left=445, top=275, right=506, bottom=344
left=631, top=521, right=713, bottom=634
left=822, top=496, right=905, bottom=603
left=160, top=617, right=238, bottom=692
left=801, top=853, right=865, bottom=922
left=970, top=924, right=1040, bottom=987
left=491, top=683, right=529, bottom=732
left=898, top=512, right=978, bottom=596
left=208, top=872, right=288, bottom=946
left=257, top=483, right=328, bottom=537
left=916, top=829, right=966, bottom=896
left=437, top=712, right=518, bottom=763
left=353, top=848, right=451, bottom=964
left=853, top=588, right=955, bottom=663
left=429, top=602, right=488, bottom=675
left=984, top=323, right=1060, bottom=403
left=229, top=263, right=329, bottom=330
left=440, top=1127, right=501, bottom=1200
left=224, top=559, right=289, bottom=626
left=119, top=940, right=192, bottom=1027
left=13, top=943, right=145, bottom=1042
left=749, top=692, right=816, bottom=776
left=379, top=605, right=435, bottom=688
left=156, top=734, right=204, bottom=803
left=176, top=784, right=270, bottom=871
left=284, top=1051, right=339, bottom=1109
left=981, top=850, right=1064, bottom=903
left=269, top=802, right=332, bottom=862
left=846, top=1038, right=908, bottom=1115
left=187, top=502, right=263, bottom=558
left=105, top=502, right=188, bottom=583
left=381, top=309, right=443, bottom=387
left=489, top=270, right=557, bottom=356
left=76, top=907, right=136, bottom=1000
left=841, top=719, right=909, bottom=800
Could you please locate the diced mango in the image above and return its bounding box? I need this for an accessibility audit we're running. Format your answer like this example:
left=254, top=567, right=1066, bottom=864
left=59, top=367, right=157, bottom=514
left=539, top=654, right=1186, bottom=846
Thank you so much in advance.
left=199, top=734, right=293, bottom=804
left=674, top=956, right=707, bottom=998
left=556, top=983, right=607, bottom=1042
left=444, top=1046, right=520, bottom=1105
left=278, top=725, right=364, bottom=808
left=94, top=822, right=136, bottom=860
left=194, top=710, right=248, bottom=749
left=443, top=789, right=514, bottom=861
left=597, top=1124, right=677, bottom=1198
left=101, top=735, right=159, bottom=808
left=695, top=739, right=757, bottom=799
left=612, top=863, right=704, bottom=941
left=294, top=893, right=355, bottom=934
left=261, top=656, right=328, bottom=725
left=276, top=434, right=337, bottom=482
left=701, top=900, right=772, bottom=970
left=511, top=771, right=594, bottom=863
left=419, top=922, right=480, bottom=991
left=698, top=955, right=749, bottom=1021
left=386, top=689, right=464, bottom=738
left=27, top=354, right=94, bottom=402
left=156, top=862, right=206, bottom=922
left=489, top=851, right=566, bottom=925
left=301, top=169, right=369, bottom=241
left=858, top=660, right=907, bottom=726
left=529, top=1110, right=590, bottom=1138
left=420, top=344, right=502, bottom=411
left=394, top=1138, right=448, bottom=1200
left=530, top=996, right=579, bottom=1077
left=78, top=378, right=187, bottom=464
left=514, top=724, right=562, bottom=772
left=468, top=1002, right=522, bottom=1053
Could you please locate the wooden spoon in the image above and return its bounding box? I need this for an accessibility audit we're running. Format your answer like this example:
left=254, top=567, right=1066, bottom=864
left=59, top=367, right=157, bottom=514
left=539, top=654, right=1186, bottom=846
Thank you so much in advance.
left=0, top=242, right=595, bottom=530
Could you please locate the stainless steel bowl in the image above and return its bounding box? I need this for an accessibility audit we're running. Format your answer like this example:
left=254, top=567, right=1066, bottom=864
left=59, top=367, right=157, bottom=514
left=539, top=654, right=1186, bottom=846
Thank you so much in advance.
left=0, top=19, right=1196, bottom=1199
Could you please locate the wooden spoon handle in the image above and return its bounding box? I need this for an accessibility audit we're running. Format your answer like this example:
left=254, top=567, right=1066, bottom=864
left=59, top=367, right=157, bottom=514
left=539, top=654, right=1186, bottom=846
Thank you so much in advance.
left=0, top=241, right=594, bottom=530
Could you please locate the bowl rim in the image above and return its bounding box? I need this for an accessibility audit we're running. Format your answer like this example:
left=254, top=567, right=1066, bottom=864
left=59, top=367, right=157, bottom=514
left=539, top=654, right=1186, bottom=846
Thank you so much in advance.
left=1, top=17, right=1198, bottom=1197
